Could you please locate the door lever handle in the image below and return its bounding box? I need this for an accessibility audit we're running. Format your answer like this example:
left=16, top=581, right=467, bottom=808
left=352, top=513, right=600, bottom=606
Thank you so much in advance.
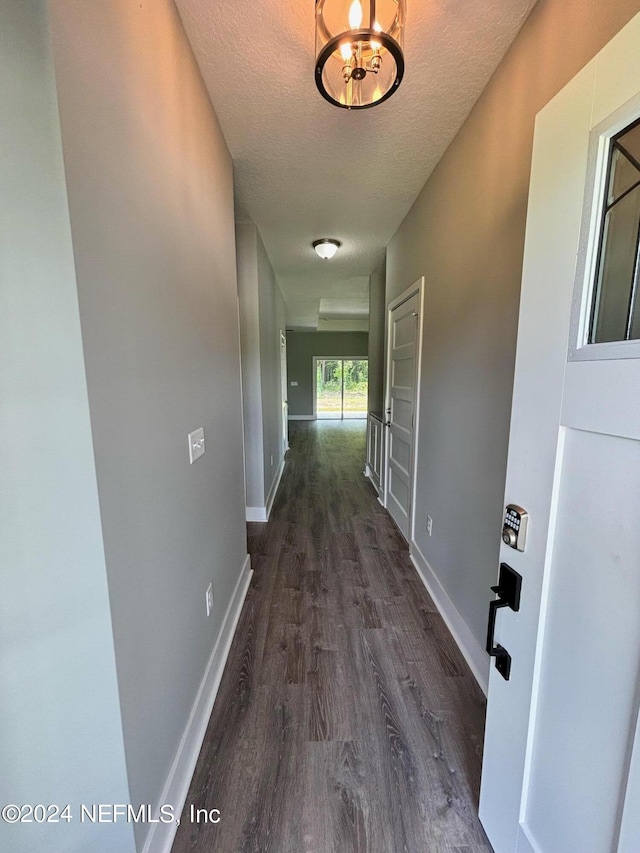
left=486, top=563, right=522, bottom=681
left=486, top=597, right=511, bottom=675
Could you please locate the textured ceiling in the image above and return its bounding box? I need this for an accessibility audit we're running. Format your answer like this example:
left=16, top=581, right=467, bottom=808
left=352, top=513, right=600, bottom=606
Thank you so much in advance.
left=175, top=0, right=537, bottom=329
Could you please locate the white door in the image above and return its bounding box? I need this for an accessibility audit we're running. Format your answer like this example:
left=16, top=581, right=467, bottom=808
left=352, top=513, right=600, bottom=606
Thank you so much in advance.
left=385, top=286, right=422, bottom=540
left=480, top=14, right=640, bottom=853
left=280, top=331, right=288, bottom=452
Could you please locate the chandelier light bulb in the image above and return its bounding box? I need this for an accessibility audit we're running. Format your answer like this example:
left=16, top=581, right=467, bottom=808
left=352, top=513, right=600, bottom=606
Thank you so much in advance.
left=340, top=42, right=353, bottom=61
left=348, top=0, right=363, bottom=29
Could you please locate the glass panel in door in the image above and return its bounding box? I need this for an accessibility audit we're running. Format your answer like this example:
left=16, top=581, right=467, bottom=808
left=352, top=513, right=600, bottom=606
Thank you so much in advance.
left=316, top=359, right=343, bottom=419
left=342, top=359, right=368, bottom=419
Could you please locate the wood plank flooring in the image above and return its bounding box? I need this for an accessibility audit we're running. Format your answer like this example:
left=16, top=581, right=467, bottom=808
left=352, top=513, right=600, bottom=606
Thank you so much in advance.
left=171, top=421, right=493, bottom=853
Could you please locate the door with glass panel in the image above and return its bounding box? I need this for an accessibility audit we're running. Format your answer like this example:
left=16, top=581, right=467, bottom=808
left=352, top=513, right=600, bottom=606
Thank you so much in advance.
left=315, top=358, right=368, bottom=419
left=480, top=23, right=640, bottom=853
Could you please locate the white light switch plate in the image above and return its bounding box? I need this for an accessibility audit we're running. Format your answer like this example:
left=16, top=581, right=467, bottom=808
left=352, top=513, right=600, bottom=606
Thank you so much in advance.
left=188, top=427, right=205, bottom=464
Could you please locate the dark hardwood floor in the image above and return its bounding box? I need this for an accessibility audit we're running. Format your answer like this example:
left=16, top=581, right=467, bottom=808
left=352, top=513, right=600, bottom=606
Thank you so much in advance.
left=172, top=420, right=493, bottom=853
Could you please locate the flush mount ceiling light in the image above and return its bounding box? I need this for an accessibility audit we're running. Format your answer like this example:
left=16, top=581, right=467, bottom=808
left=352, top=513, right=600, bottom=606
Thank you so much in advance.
left=315, top=0, right=405, bottom=110
left=313, top=238, right=342, bottom=259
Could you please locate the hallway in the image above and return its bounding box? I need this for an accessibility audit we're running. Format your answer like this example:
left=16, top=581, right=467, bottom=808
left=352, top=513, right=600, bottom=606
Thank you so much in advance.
left=172, top=421, right=492, bottom=852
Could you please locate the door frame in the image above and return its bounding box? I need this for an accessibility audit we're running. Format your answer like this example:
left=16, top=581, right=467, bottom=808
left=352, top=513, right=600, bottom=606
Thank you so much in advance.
left=383, top=277, right=425, bottom=541
left=312, top=355, right=369, bottom=420
left=280, top=331, right=289, bottom=452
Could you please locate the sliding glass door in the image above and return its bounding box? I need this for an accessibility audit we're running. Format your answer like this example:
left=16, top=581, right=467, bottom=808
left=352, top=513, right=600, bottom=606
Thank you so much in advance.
left=315, top=358, right=368, bottom=419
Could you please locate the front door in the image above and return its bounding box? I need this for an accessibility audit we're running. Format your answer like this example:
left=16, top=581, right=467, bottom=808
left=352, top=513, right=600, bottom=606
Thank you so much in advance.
left=480, top=14, right=640, bottom=853
left=385, top=287, right=421, bottom=540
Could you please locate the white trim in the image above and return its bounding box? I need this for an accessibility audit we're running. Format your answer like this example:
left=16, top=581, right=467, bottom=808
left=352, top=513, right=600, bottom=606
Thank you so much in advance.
left=409, top=541, right=489, bottom=695
left=387, top=279, right=424, bottom=313
left=245, top=456, right=285, bottom=522
left=516, top=823, right=540, bottom=853
left=287, top=414, right=316, bottom=421
left=569, top=91, right=640, bottom=362
left=141, top=555, right=253, bottom=853
left=265, top=456, right=285, bottom=519
left=246, top=506, right=268, bottom=522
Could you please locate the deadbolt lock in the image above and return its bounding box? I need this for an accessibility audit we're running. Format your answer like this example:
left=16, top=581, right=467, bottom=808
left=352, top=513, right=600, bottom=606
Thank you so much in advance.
left=502, top=504, right=529, bottom=552
left=502, top=526, right=518, bottom=548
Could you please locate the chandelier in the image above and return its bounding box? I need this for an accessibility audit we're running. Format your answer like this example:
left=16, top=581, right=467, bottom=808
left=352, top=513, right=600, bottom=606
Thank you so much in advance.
left=315, top=0, right=406, bottom=110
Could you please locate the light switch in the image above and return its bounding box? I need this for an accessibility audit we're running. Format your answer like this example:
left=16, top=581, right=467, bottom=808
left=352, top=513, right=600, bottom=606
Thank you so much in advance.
left=290, top=381, right=298, bottom=386
left=188, top=427, right=205, bottom=464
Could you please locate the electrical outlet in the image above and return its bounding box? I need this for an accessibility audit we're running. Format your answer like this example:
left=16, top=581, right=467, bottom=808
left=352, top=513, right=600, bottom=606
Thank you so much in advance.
left=205, top=583, right=213, bottom=617
left=270, top=454, right=274, bottom=467
left=427, top=515, right=433, bottom=536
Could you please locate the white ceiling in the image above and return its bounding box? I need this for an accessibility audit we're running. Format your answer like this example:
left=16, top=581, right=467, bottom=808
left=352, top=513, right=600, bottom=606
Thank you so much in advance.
left=175, top=0, right=537, bottom=329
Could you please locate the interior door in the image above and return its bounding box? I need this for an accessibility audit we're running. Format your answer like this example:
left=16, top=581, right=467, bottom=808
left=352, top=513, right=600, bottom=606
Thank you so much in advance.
left=479, top=14, right=640, bottom=853
left=280, top=331, right=288, bottom=452
left=385, top=291, right=419, bottom=540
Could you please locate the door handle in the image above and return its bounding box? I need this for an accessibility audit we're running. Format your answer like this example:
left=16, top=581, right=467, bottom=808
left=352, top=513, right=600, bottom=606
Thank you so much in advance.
left=486, top=563, right=522, bottom=681
left=486, top=598, right=511, bottom=678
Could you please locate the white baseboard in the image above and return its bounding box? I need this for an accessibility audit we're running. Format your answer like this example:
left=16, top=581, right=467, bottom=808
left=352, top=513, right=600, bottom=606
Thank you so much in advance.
left=141, top=555, right=253, bottom=853
left=265, top=457, right=285, bottom=519
left=409, top=541, right=489, bottom=695
left=287, top=414, right=315, bottom=420
left=245, top=457, right=285, bottom=523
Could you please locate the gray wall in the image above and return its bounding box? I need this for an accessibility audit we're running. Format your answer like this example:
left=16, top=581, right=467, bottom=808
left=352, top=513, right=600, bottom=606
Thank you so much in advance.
left=0, top=3, right=134, bottom=851
left=257, top=231, right=287, bottom=498
left=237, top=222, right=287, bottom=510
left=286, top=332, right=369, bottom=417
left=386, top=0, right=640, bottom=650
left=368, top=263, right=386, bottom=414
left=48, top=1, right=248, bottom=848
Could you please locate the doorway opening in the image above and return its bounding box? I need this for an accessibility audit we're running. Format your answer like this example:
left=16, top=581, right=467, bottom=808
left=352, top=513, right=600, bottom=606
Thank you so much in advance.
left=314, top=357, right=368, bottom=419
